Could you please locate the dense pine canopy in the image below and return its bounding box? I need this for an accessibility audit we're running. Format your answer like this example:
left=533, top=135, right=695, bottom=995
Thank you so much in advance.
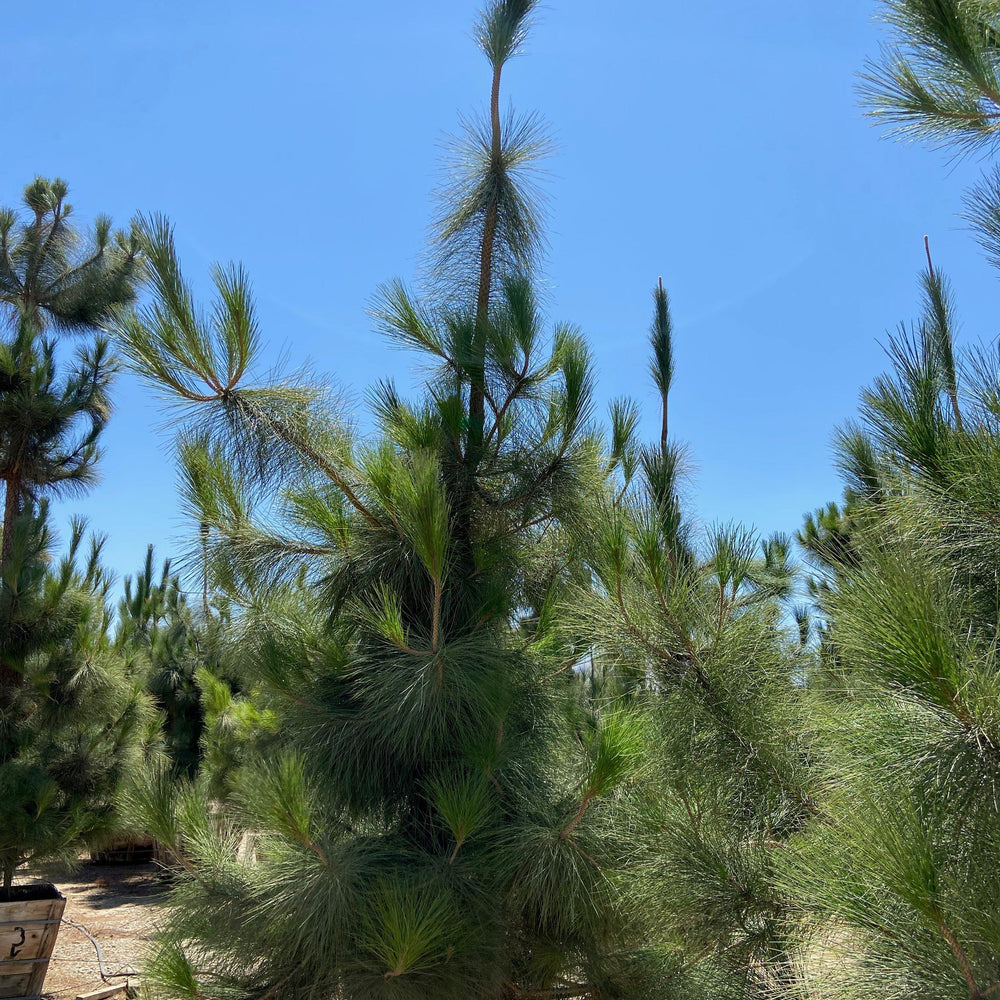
left=5, top=3, right=1000, bottom=1000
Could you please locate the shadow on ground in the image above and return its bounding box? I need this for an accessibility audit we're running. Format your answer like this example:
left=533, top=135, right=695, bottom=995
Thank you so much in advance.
left=55, top=863, right=169, bottom=910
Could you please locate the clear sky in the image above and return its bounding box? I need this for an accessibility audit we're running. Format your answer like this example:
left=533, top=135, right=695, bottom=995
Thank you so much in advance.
left=5, top=1, right=998, bottom=585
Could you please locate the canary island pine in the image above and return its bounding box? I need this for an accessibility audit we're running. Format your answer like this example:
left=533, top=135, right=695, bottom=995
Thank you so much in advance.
left=113, top=5, right=689, bottom=999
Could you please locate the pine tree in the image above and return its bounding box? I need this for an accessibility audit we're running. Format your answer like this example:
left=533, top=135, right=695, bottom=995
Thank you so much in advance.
left=783, top=20, right=1000, bottom=989
left=781, top=257, right=1000, bottom=999
left=0, top=506, right=157, bottom=890
left=115, top=547, right=208, bottom=778
left=114, top=5, right=686, bottom=999
left=567, top=289, right=814, bottom=1000
left=0, top=177, right=142, bottom=689
left=0, top=178, right=154, bottom=891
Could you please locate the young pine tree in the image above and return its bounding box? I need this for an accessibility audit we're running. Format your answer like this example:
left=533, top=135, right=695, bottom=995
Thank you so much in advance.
left=116, top=5, right=680, bottom=999
left=785, top=255, right=1000, bottom=1000
left=115, top=547, right=209, bottom=778
left=0, top=179, right=155, bottom=891
left=0, top=507, right=158, bottom=890
left=796, top=29, right=1000, bottom=987
left=0, top=177, right=142, bottom=685
left=566, top=288, right=814, bottom=1000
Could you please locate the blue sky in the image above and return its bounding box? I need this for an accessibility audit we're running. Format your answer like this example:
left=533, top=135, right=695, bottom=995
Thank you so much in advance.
left=5, top=1, right=998, bottom=584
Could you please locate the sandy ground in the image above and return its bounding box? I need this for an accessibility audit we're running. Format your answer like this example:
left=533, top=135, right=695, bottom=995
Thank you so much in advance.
left=36, top=863, right=166, bottom=999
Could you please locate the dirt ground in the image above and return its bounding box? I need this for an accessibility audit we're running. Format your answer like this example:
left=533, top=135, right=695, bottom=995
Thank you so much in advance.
left=36, top=862, right=166, bottom=999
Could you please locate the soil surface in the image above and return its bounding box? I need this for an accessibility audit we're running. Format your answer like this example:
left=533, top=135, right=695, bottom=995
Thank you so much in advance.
left=37, top=863, right=166, bottom=999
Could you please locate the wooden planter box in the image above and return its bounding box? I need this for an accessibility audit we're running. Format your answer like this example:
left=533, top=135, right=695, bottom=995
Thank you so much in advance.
left=90, top=835, right=156, bottom=865
left=0, top=884, right=66, bottom=1000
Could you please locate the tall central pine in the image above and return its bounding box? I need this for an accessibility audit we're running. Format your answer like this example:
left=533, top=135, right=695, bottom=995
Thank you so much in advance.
left=118, top=5, right=669, bottom=998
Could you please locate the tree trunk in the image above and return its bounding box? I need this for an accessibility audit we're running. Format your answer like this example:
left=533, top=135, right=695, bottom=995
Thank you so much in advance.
left=466, top=63, right=504, bottom=473
left=1, top=474, right=25, bottom=689
left=1, top=474, right=19, bottom=569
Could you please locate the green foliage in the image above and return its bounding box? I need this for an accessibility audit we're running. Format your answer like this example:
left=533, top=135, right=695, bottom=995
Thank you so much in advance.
left=786, top=15, right=1000, bottom=991
left=861, top=0, right=1000, bottom=151
left=68, top=6, right=1000, bottom=1000
left=569, top=415, right=813, bottom=995
left=0, top=177, right=142, bottom=336
left=0, top=178, right=151, bottom=890
left=115, top=6, right=667, bottom=998
left=114, top=546, right=208, bottom=776
left=0, top=506, right=158, bottom=889
left=649, top=280, right=673, bottom=449
left=0, top=177, right=142, bottom=547
left=862, top=1, right=1000, bottom=314
left=793, top=240, right=1000, bottom=997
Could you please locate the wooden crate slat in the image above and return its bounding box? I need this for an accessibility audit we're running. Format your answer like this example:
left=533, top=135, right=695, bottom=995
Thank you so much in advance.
left=0, top=890, right=66, bottom=1000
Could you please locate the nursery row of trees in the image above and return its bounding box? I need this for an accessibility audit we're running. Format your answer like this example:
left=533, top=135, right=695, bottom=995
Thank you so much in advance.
left=4, top=0, right=1000, bottom=997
